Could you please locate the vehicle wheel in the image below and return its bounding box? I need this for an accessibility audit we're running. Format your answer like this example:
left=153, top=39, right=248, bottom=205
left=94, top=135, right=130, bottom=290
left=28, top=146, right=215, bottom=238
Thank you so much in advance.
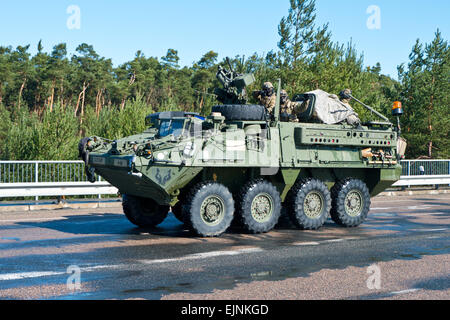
left=171, top=202, right=185, bottom=224
left=330, top=179, right=371, bottom=227
left=122, top=194, right=169, bottom=228
left=236, top=179, right=281, bottom=233
left=286, top=178, right=331, bottom=230
left=171, top=190, right=188, bottom=224
left=211, top=104, right=267, bottom=121
left=184, top=181, right=234, bottom=237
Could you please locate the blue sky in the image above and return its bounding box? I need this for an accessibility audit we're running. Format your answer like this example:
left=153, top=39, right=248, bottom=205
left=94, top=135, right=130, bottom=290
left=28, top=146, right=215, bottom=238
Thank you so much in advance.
left=0, top=0, right=448, bottom=79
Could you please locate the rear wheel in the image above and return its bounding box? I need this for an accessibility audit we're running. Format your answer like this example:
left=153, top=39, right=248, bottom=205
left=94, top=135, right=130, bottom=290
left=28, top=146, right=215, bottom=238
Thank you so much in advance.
left=286, top=178, right=331, bottom=230
left=122, top=195, right=169, bottom=228
left=184, top=182, right=235, bottom=237
left=330, top=179, right=371, bottom=227
left=236, top=179, right=281, bottom=234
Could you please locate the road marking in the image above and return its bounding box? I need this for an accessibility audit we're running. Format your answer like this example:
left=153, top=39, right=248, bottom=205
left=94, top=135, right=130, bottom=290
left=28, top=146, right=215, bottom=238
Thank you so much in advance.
left=293, top=241, right=320, bottom=246
left=411, top=228, right=448, bottom=232
left=139, top=247, right=263, bottom=265
left=0, top=248, right=263, bottom=281
left=0, top=271, right=64, bottom=281
left=0, top=264, right=125, bottom=281
left=293, top=237, right=360, bottom=247
left=389, top=288, right=421, bottom=296
left=0, top=217, right=69, bottom=223
left=371, top=205, right=443, bottom=211
left=323, top=238, right=345, bottom=243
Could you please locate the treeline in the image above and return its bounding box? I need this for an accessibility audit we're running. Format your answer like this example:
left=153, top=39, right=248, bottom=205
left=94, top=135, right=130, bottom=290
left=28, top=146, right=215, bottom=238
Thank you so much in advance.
left=0, top=0, right=448, bottom=160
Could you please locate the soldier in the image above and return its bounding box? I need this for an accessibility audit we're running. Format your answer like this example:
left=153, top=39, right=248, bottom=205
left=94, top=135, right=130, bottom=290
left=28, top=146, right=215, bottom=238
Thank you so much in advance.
left=339, top=88, right=361, bottom=126
left=339, top=89, right=353, bottom=105
left=280, top=90, right=300, bottom=122
left=253, top=82, right=277, bottom=115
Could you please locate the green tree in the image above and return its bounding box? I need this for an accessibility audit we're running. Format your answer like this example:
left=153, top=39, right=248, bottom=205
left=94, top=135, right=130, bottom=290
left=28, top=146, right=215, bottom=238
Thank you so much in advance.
left=398, top=30, right=449, bottom=158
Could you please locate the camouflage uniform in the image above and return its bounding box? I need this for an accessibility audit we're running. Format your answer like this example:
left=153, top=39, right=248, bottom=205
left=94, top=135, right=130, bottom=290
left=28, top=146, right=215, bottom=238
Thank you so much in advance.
left=339, top=89, right=361, bottom=126
left=280, top=90, right=300, bottom=122
left=253, top=82, right=277, bottom=115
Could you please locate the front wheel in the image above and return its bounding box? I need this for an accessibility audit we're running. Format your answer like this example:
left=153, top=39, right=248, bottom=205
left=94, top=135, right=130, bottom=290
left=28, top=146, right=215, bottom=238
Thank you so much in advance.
left=330, top=179, right=371, bottom=227
left=122, top=195, right=169, bottom=228
left=184, top=182, right=235, bottom=237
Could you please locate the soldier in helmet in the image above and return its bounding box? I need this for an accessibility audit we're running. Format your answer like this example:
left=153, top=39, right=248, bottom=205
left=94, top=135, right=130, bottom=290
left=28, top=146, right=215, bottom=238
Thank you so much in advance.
left=280, top=90, right=301, bottom=122
left=253, top=82, right=277, bottom=115
left=339, top=88, right=361, bottom=126
left=339, top=89, right=353, bottom=105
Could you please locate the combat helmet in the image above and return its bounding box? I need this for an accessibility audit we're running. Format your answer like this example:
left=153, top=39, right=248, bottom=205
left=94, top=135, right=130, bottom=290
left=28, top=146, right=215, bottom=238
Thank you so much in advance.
left=263, top=82, right=274, bottom=96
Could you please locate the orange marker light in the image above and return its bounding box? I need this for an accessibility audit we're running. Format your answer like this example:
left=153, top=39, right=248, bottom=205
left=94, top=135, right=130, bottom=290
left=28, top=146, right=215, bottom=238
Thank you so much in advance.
left=392, top=101, right=403, bottom=116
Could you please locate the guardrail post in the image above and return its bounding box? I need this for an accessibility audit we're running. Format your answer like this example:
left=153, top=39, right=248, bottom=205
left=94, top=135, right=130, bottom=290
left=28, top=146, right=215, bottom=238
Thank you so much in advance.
left=98, top=174, right=102, bottom=200
left=407, top=161, right=411, bottom=189
left=35, top=162, right=39, bottom=202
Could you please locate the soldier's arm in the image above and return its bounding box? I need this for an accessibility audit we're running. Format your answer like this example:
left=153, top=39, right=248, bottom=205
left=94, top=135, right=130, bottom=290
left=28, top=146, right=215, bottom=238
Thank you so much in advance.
left=252, top=90, right=261, bottom=100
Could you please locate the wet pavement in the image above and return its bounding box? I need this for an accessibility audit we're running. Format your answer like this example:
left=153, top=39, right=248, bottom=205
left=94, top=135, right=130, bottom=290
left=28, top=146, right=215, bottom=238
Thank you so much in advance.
left=0, top=194, right=448, bottom=300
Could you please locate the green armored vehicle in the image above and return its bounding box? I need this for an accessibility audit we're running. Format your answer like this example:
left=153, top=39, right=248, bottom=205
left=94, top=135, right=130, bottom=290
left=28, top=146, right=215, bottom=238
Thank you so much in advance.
left=79, top=62, right=404, bottom=237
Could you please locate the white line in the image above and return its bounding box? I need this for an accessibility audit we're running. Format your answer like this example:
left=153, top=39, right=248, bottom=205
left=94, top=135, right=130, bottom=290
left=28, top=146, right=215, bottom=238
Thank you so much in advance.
left=412, top=228, right=448, bottom=232
left=0, top=264, right=124, bottom=282
left=0, top=271, right=65, bottom=281
left=323, top=239, right=345, bottom=243
left=139, top=247, right=263, bottom=265
left=390, top=288, right=421, bottom=295
left=293, top=241, right=320, bottom=246
left=0, top=217, right=69, bottom=223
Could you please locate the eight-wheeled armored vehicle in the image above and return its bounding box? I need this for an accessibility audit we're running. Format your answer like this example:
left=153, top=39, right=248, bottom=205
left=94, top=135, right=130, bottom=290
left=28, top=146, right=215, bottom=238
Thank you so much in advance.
left=79, top=62, right=404, bottom=237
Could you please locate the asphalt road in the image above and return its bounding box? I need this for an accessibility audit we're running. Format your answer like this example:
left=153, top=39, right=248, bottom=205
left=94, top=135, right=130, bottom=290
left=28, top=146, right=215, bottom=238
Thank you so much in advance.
left=0, top=194, right=448, bottom=300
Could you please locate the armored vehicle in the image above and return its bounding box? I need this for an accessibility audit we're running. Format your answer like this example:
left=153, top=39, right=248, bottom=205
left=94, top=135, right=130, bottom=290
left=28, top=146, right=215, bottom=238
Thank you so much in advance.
left=79, top=61, right=404, bottom=237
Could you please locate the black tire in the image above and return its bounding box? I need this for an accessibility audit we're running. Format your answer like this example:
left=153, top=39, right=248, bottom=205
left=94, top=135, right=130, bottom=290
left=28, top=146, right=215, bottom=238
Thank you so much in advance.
left=171, top=188, right=189, bottom=224
left=122, top=194, right=169, bottom=228
left=184, top=181, right=234, bottom=237
left=236, top=179, right=281, bottom=234
left=211, top=104, right=267, bottom=121
left=171, top=202, right=185, bottom=224
left=286, top=178, right=331, bottom=230
left=330, top=179, right=371, bottom=227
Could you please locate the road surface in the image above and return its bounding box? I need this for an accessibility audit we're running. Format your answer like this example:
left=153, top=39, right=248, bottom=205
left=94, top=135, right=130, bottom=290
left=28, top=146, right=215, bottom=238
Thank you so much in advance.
left=0, top=194, right=448, bottom=300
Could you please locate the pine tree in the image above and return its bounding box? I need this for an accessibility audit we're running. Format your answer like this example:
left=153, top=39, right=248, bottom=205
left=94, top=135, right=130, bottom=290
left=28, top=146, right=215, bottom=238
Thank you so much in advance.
left=398, top=30, right=449, bottom=158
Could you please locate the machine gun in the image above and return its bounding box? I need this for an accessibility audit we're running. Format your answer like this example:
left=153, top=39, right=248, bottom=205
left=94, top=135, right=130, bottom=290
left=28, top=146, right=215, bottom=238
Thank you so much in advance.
left=214, top=58, right=255, bottom=105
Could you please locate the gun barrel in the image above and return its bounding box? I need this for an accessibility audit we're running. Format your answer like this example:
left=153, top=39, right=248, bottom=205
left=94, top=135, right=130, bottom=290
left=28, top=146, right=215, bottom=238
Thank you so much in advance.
left=350, top=94, right=389, bottom=122
left=226, top=57, right=234, bottom=73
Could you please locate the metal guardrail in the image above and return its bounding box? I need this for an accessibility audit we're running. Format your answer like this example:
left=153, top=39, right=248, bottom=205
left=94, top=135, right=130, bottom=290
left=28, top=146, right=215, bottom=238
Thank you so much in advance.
left=392, top=175, right=450, bottom=187
left=0, top=160, right=449, bottom=199
left=0, top=182, right=118, bottom=198
left=0, top=161, right=109, bottom=200
left=400, top=159, right=450, bottom=176
left=0, top=161, right=88, bottom=184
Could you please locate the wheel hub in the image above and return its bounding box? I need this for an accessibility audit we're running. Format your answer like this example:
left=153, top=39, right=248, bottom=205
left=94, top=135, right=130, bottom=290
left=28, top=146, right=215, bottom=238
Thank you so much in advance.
left=304, top=191, right=324, bottom=219
left=200, top=196, right=224, bottom=226
left=251, top=193, right=273, bottom=223
left=345, top=190, right=363, bottom=217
